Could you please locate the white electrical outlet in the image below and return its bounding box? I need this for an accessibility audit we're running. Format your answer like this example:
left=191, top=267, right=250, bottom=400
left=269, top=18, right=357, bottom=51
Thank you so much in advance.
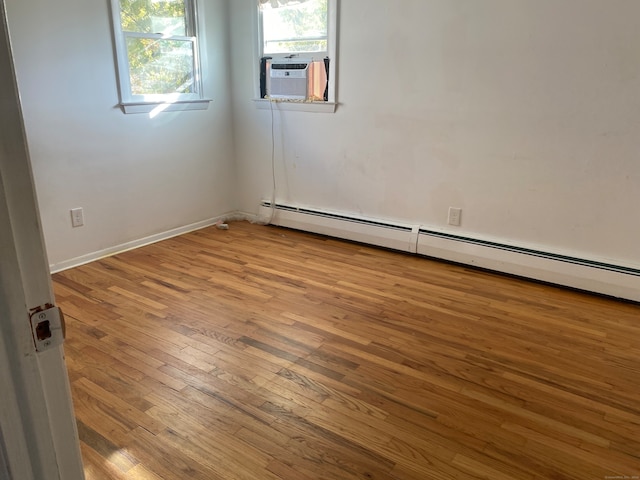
left=448, top=207, right=462, bottom=226
left=70, top=207, right=84, bottom=227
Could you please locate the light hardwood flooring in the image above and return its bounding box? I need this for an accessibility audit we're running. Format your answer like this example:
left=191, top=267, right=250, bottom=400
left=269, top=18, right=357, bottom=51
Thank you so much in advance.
left=53, top=221, right=640, bottom=479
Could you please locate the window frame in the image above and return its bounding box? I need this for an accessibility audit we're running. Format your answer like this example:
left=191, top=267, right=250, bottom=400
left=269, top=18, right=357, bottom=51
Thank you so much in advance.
left=256, top=0, right=338, bottom=110
left=110, top=0, right=210, bottom=114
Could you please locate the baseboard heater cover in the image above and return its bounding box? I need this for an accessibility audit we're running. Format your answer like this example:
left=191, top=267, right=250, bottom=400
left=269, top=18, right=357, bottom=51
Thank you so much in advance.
left=260, top=202, right=419, bottom=254
left=259, top=202, right=640, bottom=302
left=418, top=229, right=640, bottom=277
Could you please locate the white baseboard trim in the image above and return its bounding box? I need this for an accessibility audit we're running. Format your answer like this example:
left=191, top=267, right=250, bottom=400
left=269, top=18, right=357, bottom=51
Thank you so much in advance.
left=259, top=202, right=640, bottom=303
left=49, top=213, right=239, bottom=274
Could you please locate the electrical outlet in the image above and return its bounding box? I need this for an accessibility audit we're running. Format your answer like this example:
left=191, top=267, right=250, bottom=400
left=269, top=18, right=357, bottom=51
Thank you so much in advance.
left=448, top=207, right=462, bottom=226
left=70, top=208, right=84, bottom=227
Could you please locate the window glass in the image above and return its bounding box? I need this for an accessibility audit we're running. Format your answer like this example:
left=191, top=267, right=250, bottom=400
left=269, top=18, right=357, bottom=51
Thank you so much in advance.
left=261, top=0, right=328, bottom=54
left=119, top=0, right=187, bottom=36
left=125, top=38, right=195, bottom=95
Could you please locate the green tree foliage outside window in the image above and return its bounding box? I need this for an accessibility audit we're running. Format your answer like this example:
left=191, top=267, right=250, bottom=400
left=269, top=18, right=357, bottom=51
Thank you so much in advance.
left=120, top=0, right=186, bottom=34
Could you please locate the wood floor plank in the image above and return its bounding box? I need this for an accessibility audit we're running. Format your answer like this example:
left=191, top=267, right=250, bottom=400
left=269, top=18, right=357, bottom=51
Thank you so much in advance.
left=54, top=221, right=640, bottom=479
left=79, top=442, right=130, bottom=480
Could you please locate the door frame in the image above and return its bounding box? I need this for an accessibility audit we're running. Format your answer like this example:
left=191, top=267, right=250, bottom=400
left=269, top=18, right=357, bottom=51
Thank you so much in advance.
left=0, top=2, right=84, bottom=478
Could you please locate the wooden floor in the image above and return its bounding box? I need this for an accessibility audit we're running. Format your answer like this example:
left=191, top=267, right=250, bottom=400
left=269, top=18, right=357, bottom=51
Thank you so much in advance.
left=54, top=221, right=640, bottom=480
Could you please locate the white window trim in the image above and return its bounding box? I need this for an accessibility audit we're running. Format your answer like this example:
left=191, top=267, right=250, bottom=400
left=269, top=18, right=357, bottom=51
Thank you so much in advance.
left=110, top=0, right=211, bottom=114
left=120, top=99, right=211, bottom=115
left=253, top=98, right=336, bottom=113
left=255, top=0, right=338, bottom=112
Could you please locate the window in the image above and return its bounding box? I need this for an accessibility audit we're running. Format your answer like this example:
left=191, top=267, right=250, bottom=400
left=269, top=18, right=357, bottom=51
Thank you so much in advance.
left=110, top=0, right=209, bottom=113
left=257, top=0, right=337, bottom=108
left=261, top=0, right=328, bottom=55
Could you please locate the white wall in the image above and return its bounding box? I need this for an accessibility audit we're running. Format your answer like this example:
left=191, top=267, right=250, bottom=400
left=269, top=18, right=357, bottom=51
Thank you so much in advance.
left=230, top=0, right=640, bottom=268
left=5, top=0, right=640, bottom=273
left=6, top=0, right=237, bottom=268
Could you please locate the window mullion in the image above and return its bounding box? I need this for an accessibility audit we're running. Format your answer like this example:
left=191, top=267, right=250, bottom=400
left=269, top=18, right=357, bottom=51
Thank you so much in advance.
left=123, top=31, right=195, bottom=42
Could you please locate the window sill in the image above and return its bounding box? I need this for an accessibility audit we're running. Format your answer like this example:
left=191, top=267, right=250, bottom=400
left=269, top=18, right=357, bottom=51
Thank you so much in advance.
left=253, top=99, right=337, bottom=113
left=120, top=99, right=212, bottom=115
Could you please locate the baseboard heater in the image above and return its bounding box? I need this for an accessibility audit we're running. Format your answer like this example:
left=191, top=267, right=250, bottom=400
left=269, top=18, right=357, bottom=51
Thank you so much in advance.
left=259, top=202, right=640, bottom=302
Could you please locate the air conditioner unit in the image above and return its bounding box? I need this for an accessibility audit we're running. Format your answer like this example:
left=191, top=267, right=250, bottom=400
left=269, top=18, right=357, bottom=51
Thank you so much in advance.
left=269, top=60, right=311, bottom=100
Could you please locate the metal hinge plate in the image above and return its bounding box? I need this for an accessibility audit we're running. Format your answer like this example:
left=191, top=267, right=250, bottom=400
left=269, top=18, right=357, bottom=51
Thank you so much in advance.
left=29, top=305, right=65, bottom=352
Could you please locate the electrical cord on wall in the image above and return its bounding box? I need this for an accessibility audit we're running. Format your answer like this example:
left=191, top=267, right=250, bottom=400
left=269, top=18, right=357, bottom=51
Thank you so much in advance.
left=267, top=97, right=277, bottom=224
left=253, top=97, right=278, bottom=226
